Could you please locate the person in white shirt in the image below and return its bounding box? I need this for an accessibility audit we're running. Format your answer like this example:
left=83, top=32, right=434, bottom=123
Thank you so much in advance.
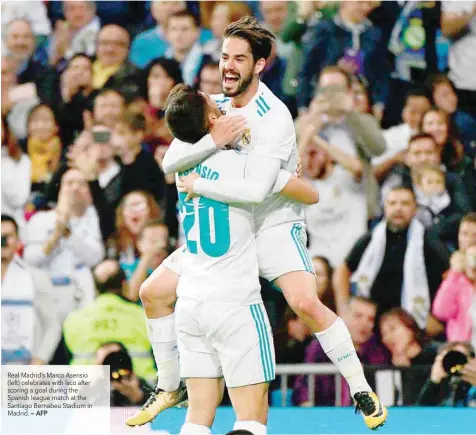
left=23, top=168, right=104, bottom=324
left=441, top=1, right=476, bottom=115
left=299, top=122, right=367, bottom=268
left=373, top=89, right=431, bottom=183
left=48, top=0, right=100, bottom=67
left=1, top=215, right=61, bottom=365
left=1, top=117, right=31, bottom=234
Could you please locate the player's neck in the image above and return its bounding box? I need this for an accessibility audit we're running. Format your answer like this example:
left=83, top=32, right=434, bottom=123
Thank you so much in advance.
left=231, top=78, right=260, bottom=108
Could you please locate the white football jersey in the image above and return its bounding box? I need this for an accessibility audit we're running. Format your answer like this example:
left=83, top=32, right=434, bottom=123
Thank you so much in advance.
left=176, top=150, right=261, bottom=305
left=211, top=81, right=304, bottom=233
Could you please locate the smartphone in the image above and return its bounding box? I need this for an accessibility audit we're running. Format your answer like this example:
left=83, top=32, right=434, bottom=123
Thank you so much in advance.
left=1, top=235, right=7, bottom=247
left=93, top=130, right=111, bottom=144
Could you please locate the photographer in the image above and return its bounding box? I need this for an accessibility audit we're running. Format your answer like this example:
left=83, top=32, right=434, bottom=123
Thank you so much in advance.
left=417, top=342, right=476, bottom=407
left=96, top=341, right=152, bottom=407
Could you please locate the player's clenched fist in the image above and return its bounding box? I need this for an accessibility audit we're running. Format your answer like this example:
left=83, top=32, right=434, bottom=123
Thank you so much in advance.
left=210, top=115, right=247, bottom=148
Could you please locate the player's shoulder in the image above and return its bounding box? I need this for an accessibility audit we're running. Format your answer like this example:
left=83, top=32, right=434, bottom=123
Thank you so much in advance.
left=255, top=82, right=293, bottom=123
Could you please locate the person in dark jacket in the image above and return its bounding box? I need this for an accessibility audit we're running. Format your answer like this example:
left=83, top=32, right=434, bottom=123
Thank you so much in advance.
left=297, top=1, right=388, bottom=118
left=92, top=24, right=141, bottom=103
left=417, top=341, right=476, bottom=407
left=4, top=19, right=58, bottom=106
left=381, top=134, right=472, bottom=247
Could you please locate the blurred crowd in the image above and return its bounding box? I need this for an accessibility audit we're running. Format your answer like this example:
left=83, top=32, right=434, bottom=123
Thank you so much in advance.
left=1, top=0, right=476, bottom=408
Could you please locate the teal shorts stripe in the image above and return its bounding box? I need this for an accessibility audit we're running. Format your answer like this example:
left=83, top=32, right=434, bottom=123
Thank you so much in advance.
left=255, top=304, right=275, bottom=379
left=291, top=224, right=314, bottom=273
left=250, top=305, right=272, bottom=382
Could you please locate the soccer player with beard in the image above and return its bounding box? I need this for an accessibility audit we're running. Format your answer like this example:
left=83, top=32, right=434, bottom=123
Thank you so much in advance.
left=126, top=17, right=387, bottom=431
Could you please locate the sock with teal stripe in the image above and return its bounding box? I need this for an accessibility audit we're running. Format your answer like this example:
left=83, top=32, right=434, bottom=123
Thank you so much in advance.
left=315, top=317, right=371, bottom=396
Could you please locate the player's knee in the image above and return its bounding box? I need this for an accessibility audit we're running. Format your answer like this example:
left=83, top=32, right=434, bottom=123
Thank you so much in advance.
left=139, top=274, right=175, bottom=307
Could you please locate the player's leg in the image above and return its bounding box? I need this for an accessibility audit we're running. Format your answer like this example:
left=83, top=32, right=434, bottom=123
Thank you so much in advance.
left=211, top=302, right=274, bottom=435
left=126, top=249, right=185, bottom=427
left=180, top=378, right=224, bottom=435
left=227, top=383, right=269, bottom=435
left=259, top=223, right=387, bottom=430
left=175, top=298, right=225, bottom=434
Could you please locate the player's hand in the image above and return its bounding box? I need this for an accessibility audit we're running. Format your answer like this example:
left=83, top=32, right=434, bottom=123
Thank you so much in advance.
left=177, top=172, right=200, bottom=201
left=210, top=115, right=248, bottom=148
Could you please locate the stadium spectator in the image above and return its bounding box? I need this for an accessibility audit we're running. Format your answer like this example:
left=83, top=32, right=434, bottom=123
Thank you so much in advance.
left=421, top=109, right=475, bottom=207
left=2, top=55, right=40, bottom=141
left=1, top=117, right=31, bottom=232
left=450, top=214, right=476, bottom=274
left=93, top=88, right=125, bottom=129
left=432, top=244, right=476, bottom=343
left=203, top=2, right=251, bottom=62
left=68, top=124, right=121, bottom=240
left=130, top=1, right=212, bottom=68
left=93, top=24, right=140, bottom=102
left=1, top=214, right=61, bottom=365
left=143, top=57, right=183, bottom=147
left=63, top=259, right=156, bottom=385
left=382, top=1, right=441, bottom=128
left=417, top=341, right=476, bottom=406
left=112, top=111, right=165, bottom=203
left=312, top=256, right=337, bottom=314
left=351, top=77, right=373, bottom=115
left=3, top=19, right=58, bottom=106
left=412, top=164, right=455, bottom=231
left=23, top=168, right=104, bottom=324
left=293, top=297, right=389, bottom=406
left=381, top=134, right=471, bottom=246
left=297, top=66, right=386, bottom=219
left=48, top=0, right=100, bottom=68
left=427, top=74, right=476, bottom=159
left=1, top=1, right=51, bottom=49
left=56, top=53, right=96, bottom=146
left=297, top=1, right=388, bottom=119
left=26, top=104, right=61, bottom=192
left=441, top=1, right=476, bottom=116
left=165, top=10, right=209, bottom=86
left=126, top=220, right=170, bottom=302
left=95, top=341, right=152, bottom=406
left=110, top=191, right=161, bottom=280
left=197, top=60, right=221, bottom=95
left=379, top=308, right=438, bottom=405
left=373, top=89, right=432, bottom=182
left=259, top=0, right=292, bottom=60
left=300, top=121, right=367, bottom=268
left=333, top=186, right=450, bottom=329
left=260, top=41, right=291, bottom=111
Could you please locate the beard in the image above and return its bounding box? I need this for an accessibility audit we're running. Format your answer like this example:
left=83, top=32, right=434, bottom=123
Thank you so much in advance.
left=222, top=69, right=254, bottom=97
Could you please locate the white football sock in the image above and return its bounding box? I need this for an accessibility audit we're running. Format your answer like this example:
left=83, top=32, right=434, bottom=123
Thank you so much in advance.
left=233, top=421, right=267, bottom=435
left=315, top=317, right=371, bottom=396
left=147, top=314, right=180, bottom=392
left=179, top=422, right=211, bottom=435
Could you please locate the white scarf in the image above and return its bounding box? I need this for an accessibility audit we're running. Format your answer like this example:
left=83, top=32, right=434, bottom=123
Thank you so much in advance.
left=1, top=256, right=36, bottom=364
left=351, top=218, right=430, bottom=328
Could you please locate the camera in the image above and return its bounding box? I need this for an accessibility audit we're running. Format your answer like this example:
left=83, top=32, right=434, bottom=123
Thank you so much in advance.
left=1, top=235, right=7, bottom=247
left=102, top=350, right=133, bottom=382
left=442, top=350, right=468, bottom=377
left=93, top=129, right=111, bottom=144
